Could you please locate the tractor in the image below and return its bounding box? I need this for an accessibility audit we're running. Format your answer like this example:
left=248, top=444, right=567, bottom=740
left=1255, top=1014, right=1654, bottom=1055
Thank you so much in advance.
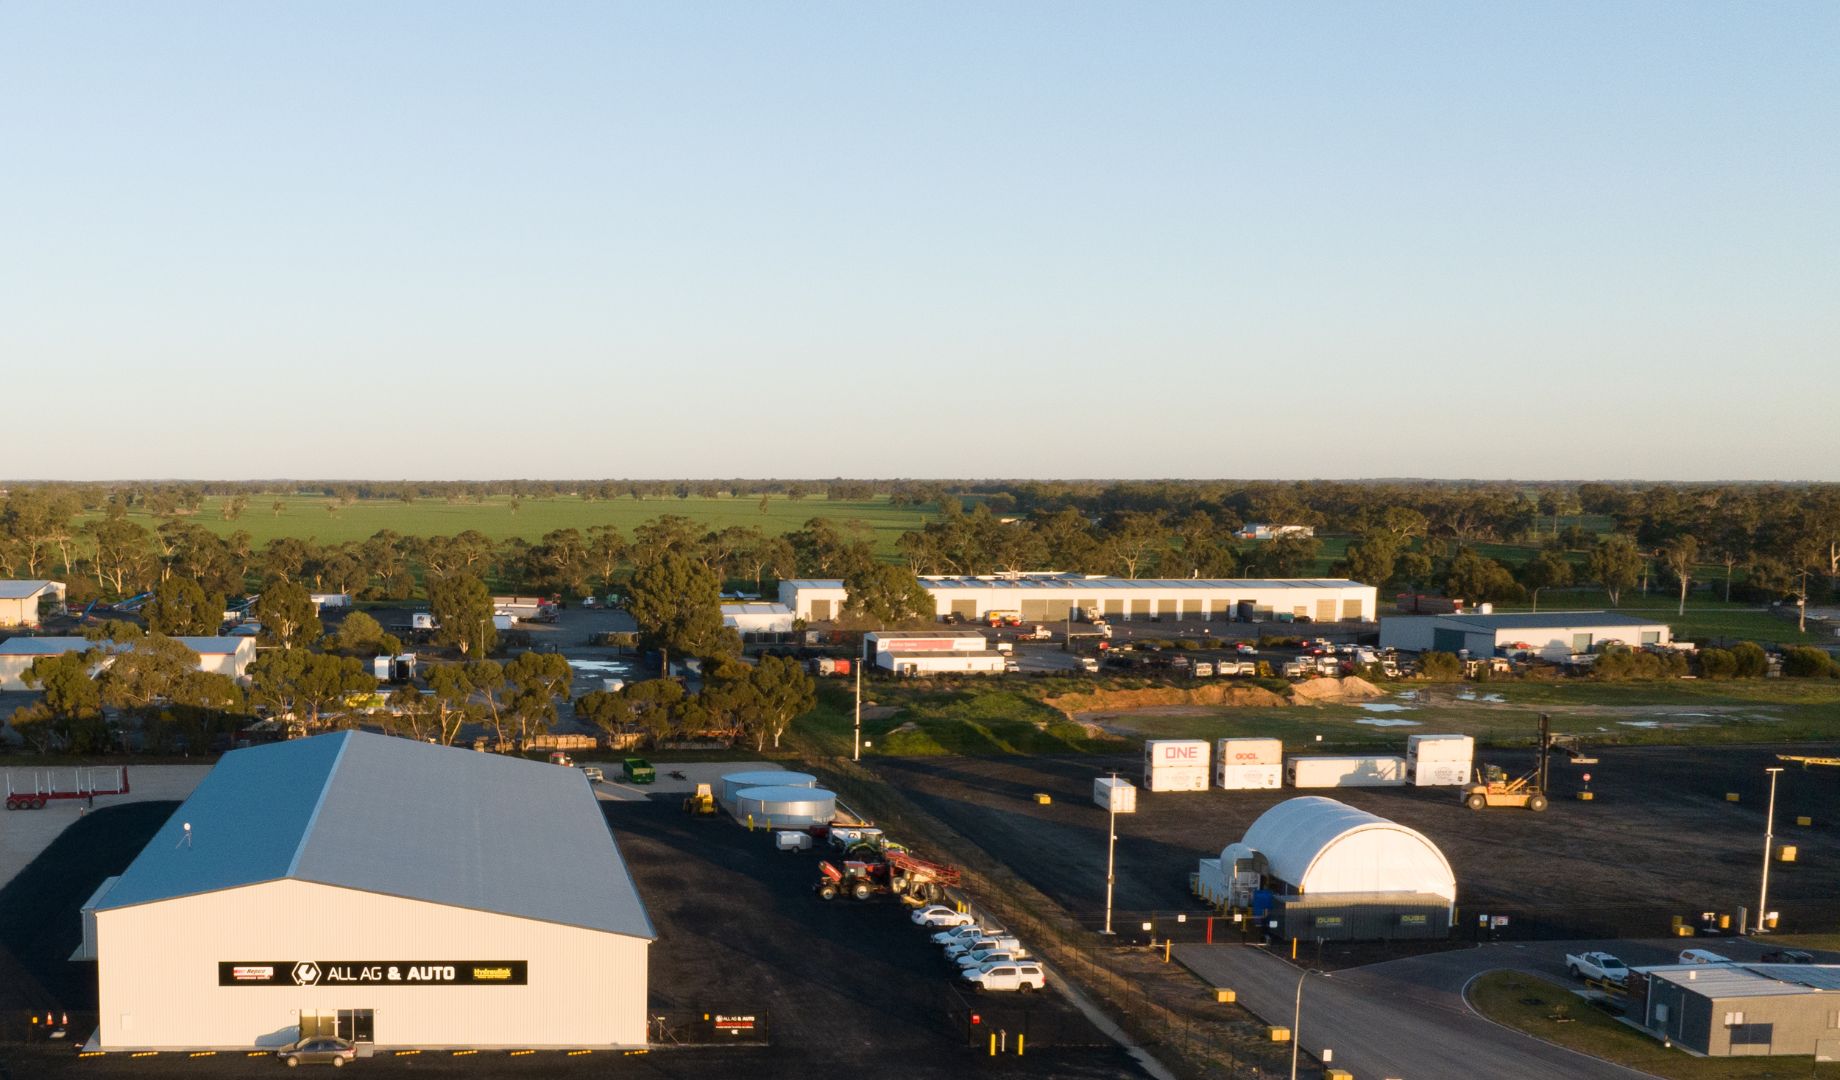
left=683, top=783, right=717, bottom=816
left=814, top=849, right=961, bottom=904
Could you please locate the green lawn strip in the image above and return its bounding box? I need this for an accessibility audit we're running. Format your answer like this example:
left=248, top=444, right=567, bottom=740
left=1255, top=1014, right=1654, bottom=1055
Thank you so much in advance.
left=1466, top=971, right=1808, bottom=1079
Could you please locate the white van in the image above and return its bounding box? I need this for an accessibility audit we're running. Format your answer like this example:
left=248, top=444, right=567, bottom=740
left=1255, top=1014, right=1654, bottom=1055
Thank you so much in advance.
left=1678, top=948, right=1732, bottom=965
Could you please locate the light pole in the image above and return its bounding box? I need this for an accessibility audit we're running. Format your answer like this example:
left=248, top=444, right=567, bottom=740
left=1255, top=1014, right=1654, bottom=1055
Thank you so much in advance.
left=853, top=666, right=863, bottom=762
left=1289, top=967, right=1328, bottom=1080
left=1757, top=766, right=1784, bottom=933
left=1103, top=772, right=1118, bottom=935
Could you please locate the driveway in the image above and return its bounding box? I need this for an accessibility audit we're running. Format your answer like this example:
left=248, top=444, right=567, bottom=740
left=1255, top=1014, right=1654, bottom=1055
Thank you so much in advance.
left=0, top=764, right=208, bottom=888
left=1174, top=941, right=1661, bottom=1080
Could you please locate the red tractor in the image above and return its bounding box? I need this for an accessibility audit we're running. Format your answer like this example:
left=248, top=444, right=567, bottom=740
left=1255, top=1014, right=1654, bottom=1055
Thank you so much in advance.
left=814, top=850, right=962, bottom=904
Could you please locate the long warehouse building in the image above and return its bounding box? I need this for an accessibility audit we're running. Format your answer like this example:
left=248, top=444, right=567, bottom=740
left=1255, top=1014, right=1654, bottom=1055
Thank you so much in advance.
left=781, top=574, right=1376, bottom=624
left=85, top=730, right=653, bottom=1051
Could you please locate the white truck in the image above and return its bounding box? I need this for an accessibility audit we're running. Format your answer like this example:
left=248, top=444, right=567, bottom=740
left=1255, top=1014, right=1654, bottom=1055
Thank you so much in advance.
left=1565, top=951, right=1630, bottom=984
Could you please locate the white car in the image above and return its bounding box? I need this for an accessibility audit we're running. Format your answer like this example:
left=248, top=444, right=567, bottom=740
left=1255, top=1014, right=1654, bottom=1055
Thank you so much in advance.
left=962, top=962, right=1046, bottom=993
left=933, top=925, right=994, bottom=947
left=957, top=947, right=1027, bottom=970
left=945, top=935, right=1020, bottom=961
left=911, top=905, right=976, bottom=929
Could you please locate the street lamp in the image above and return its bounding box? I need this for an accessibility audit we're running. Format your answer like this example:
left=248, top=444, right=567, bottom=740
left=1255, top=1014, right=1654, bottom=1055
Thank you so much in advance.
left=853, top=666, right=862, bottom=763
left=1290, top=966, right=1330, bottom=1080
left=1103, top=772, right=1118, bottom=935
left=1757, top=766, right=1785, bottom=933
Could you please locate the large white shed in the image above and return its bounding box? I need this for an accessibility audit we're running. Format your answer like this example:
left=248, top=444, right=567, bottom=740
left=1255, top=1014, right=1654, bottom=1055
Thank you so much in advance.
left=88, top=730, right=654, bottom=1051
left=0, top=579, right=65, bottom=627
left=1379, top=611, right=1672, bottom=661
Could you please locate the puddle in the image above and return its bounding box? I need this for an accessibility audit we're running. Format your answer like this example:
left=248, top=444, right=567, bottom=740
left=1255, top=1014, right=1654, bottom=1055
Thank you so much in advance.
left=1395, top=691, right=1421, bottom=701
left=1359, top=703, right=1415, bottom=713
left=1619, top=720, right=1660, bottom=729
left=1454, top=691, right=1505, bottom=703
left=1356, top=717, right=1422, bottom=728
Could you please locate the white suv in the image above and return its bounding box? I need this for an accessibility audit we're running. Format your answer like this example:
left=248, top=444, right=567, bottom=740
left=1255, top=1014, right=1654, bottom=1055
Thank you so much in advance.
left=911, top=905, right=976, bottom=929
left=962, top=962, right=1046, bottom=993
left=945, top=935, right=1021, bottom=961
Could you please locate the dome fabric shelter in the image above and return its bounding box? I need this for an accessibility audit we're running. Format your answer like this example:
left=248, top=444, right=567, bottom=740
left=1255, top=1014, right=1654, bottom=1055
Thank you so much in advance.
left=1235, top=796, right=1456, bottom=903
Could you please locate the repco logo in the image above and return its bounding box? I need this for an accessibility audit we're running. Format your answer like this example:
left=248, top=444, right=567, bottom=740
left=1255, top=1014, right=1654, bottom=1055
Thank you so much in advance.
left=292, top=962, right=323, bottom=986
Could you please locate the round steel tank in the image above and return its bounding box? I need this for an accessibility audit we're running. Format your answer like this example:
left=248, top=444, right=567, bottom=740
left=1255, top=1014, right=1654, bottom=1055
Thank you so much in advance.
left=719, top=770, right=816, bottom=809
left=731, top=785, right=836, bottom=827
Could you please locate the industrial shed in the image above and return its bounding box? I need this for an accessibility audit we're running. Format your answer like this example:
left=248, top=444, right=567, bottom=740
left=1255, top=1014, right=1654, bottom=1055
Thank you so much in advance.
left=1201, top=796, right=1456, bottom=941
left=721, top=602, right=796, bottom=637
left=782, top=574, right=1376, bottom=625
left=0, top=635, right=257, bottom=691
left=1640, top=963, right=1840, bottom=1057
left=86, top=730, right=654, bottom=1051
left=0, top=579, right=65, bottom=627
left=1379, top=611, right=1672, bottom=661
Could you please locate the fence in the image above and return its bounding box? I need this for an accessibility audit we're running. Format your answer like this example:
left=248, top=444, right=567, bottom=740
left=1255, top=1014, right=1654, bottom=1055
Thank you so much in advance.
left=648, top=1008, right=769, bottom=1046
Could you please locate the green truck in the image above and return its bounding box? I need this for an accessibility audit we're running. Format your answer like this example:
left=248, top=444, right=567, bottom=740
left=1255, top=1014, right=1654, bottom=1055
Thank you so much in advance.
left=622, top=758, right=656, bottom=785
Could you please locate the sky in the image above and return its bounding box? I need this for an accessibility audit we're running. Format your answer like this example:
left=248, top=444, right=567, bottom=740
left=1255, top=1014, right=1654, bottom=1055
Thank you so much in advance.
left=1, top=3, right=1835, bottom=482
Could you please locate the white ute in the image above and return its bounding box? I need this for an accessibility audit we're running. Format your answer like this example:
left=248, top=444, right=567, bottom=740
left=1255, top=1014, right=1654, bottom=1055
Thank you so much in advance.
left=962, top=962, right=1047, bottom=993
left=933, top=925, right=994, bottom=947
left=945, top=935, right=1020, bottom=961
left=1565, top=951, right=1629, bottom=983
left=911, top=905, right=976, bottom=929
left=957, top=947, right=1027, bottom=970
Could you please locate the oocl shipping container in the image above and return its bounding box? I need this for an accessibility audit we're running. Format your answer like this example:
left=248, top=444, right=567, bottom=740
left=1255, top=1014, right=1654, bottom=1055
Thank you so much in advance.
left=1216, top=738, right=1284, bottom=789
left=1093, top=776, right=1138, bottom=813
left=1285, top=755, right=1406, bottom=788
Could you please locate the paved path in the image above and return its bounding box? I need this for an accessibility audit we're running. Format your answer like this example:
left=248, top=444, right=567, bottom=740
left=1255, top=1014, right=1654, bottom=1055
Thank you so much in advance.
left=1, top=764, right=209, bottom=889
left=1175, top=941, right=1658, bottom=1080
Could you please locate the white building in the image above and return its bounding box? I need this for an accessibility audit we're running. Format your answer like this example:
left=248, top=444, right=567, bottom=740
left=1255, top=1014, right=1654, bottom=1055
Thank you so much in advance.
left=1379, top=611, right=1672, bottom=662
left=1233, top=524, right=1315, bottom=541
left=1197, top=796, right=1455, bottom=940
left=84, top=730, right=653, bottom=1051
left=782, top=574, right=1376, bottom=625
left=721, top=602, right=796, bottom=636
left=0, top=580, right=66, bottom=627
left=0, top=635, right=258, bottom=691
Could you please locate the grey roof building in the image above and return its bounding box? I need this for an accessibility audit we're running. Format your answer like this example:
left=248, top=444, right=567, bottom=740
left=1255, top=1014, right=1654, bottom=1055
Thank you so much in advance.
left=1641, top=963, right=1840, bottom=1056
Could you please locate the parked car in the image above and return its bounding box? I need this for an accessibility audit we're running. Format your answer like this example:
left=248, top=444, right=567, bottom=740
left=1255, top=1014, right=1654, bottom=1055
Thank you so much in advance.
left=578, top=765, right=604, bottom=782
left=1078, top=657, right=1100, bottom=673
left=1678, top=948, right=1733, bottom=965
left=961, top=962, right=1047, bottom=993
left=945, top=934, right=1021, bottom=960
left=1565, top=951, right=1629, bottom=983
left=276, top=1037, right=356, bottom=1068
left=1761, top=948, right=1816, bottom=964
left=933, top=924, right=995, bottom=947
left=957, top=946, right=1028, bottom=969
left=1235, top=642, right=1257, bottom=654
left=911, top=905, right=976, bottom=929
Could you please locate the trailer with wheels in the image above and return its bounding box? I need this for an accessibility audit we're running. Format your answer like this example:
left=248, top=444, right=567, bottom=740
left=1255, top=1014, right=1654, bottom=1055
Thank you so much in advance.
left=5, top=767, right=130, bottom=810
left=814, top=850, right=961, bottom=904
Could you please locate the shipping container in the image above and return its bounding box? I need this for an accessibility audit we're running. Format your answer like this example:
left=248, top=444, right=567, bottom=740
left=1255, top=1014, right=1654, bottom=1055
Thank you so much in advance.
left=1144, top=740, right=1212, bottom=792
left=1407, top=760, right=1471, bottom=786
left=1145, top=767, right=1210, bottom=793
left=1406, top=734, right=1474, bottom=759
left=1092, top=777, right=1137, bottom=813
left=1216, top=738, right=1284, bottom=766
left=1285, top=755, right=1406, bottom=788
left=1217, top=763, right=1284, bottom=790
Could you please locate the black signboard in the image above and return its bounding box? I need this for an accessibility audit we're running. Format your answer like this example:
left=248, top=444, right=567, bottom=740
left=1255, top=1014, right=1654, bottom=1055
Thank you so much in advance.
left=218, top=961, right=527, bottom=987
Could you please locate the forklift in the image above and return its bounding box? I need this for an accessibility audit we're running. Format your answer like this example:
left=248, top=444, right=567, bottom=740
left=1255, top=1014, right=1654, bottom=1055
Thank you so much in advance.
left=1462, top=713, right=1594, bottom=812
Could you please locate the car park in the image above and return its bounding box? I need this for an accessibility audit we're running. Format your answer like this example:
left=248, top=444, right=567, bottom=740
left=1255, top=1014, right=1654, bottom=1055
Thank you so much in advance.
left=276, top=1036, right=357, bottom=1067
left=945, top=934, right=1020, bottom=960
left=911, top=904, right=976, bottom=928
left=961, top=962, right=1047, bottom=993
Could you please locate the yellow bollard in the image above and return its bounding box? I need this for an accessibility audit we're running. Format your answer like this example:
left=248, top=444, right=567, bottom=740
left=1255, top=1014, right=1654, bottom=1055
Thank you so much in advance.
left=1017, top=1034, right=1024, bottom=1057
left=1797, top=816, right=1812, bottom=827
left=1268, top=1025, right=1291, bottom=1042
left=1291, top=938, right=1298, bottom=960
left=747, top=813, right=754, bottom=831
left=989, top=1033, right=996, bottom=1057
left=1779, top=845, right=1798, bottom=863
left=1726, top=792, right=1740, bottom=803
left=1577, top=791, right=1594, bottom=801
left=1164, top=939, right=1172, bottom=963
left=1034, top=792, right=1052, bottom=805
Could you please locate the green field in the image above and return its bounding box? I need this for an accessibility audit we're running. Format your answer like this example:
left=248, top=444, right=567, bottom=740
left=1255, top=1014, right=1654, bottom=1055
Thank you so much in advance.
left=92, top=494, right=937, bottom=555
left=794, top=681, right=1114, bottom=758
left=1482, top=588, right=1822, bottom=646
left=1467, top=971, right=1809, bottom=1078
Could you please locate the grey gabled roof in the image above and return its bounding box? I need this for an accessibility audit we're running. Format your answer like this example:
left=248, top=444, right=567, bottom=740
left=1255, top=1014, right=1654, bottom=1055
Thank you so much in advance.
left=97, top=731, right=653, bottom=940
left=0, top=580, right=61, bottom=600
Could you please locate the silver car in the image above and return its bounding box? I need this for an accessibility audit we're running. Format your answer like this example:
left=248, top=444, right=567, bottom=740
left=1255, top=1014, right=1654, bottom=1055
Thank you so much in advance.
left=276, top=1036, right=357, bottom=1067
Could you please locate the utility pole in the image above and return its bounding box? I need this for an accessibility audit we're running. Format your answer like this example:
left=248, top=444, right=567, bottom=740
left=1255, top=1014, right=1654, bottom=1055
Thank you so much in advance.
left=1758, top=766, right=1784, bottom=933
left=1103, top=772, right=1118, bottom=935
left=1796, top=570, right=1810, bottom=634
left=853, top=665, right=862, bottom=762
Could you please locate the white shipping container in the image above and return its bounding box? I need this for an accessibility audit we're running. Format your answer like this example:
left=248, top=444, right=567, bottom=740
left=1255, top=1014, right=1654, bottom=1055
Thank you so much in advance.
left=1408, top=760, right=1471, bottom=786
left=1093, top=777, right=1138, bottom=813
left=1145, top=739, right=1211, bottom=770
left=1217, top=738, right=1284, bottom=767
left=1144, top=766, right=1210, bottom=793
left=1407, top=734, right=1475, bottom=760
left=1286, top=755, right=1407, bottom=788
left=1216, top=763, right=1284, bottom=790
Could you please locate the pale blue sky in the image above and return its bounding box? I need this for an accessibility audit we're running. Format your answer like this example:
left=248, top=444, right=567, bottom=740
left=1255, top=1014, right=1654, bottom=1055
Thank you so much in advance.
left=2, top=3, right=1834, bottom=480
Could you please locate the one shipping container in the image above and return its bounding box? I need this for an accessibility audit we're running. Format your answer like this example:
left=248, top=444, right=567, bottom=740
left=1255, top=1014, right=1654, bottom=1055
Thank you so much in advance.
left=1286, top=755, right=1407, bottom=788
left=1093, top=777, right=1138, bottom=813
left=1144, top=740, right=1211, bottom=792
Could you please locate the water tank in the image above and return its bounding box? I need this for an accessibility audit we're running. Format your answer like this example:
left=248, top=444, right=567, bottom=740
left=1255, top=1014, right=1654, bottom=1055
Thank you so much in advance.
left=719, top=770, right=816, bottom=810
left=731, top=785, right=836, bottom=827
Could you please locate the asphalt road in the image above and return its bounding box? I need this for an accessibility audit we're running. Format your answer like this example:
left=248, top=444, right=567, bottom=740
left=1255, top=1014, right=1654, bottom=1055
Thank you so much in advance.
left=1174, top=941, right=1660, bottom=1080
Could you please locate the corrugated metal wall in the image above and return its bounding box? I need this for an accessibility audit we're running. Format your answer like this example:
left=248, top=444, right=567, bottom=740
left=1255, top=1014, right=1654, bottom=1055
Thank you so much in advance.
left=1274, top=892, right=1451, bottom=941
left=97, top=880, right=649, bottom=1049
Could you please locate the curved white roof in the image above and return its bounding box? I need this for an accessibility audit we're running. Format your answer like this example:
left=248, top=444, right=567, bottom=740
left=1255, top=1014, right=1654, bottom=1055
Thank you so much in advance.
left=1236, top=796, right=1456, bottom=902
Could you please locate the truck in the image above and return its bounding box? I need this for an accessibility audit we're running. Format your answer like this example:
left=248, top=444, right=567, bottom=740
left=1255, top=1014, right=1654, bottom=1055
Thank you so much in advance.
left=622, top=757, right=656, bottom=784
left=1022, top=625, right=1052, bottom=641
left=1565, top=951, right=1630, bottom=984
left=808, top=657, right=853, bottom=677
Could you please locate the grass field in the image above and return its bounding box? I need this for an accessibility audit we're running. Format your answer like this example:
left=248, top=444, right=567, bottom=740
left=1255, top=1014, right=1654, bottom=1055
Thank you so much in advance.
left=1481, top=588, right=1823, bottom=646
left=91, top=494, right=937, bottom=556
left=1467, top=971, right=1811, bottom=1078
left=795, top=680, right=1113, bottom=758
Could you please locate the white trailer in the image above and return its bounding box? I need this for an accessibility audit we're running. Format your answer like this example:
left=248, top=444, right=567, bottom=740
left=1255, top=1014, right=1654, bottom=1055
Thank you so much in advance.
left=1093, top=777, right=1138, bottom=813
left=1406, top=734, right=1474, bottom=786
left=1286, top=755, right=1407, bottom=788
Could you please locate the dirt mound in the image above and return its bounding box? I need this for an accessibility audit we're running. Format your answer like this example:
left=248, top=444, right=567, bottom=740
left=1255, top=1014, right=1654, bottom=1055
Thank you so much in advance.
left=1045, top=683, right=1288, bottom=719
left=1290, top=675, right=1386, bottom=703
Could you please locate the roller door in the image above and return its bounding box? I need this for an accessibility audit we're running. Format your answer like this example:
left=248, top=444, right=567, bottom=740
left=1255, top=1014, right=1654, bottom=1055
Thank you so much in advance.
left=1103, top=599, right=1125, bottom=616
left=1020, top=600, right=1050, bottom=622
left=950, top=599, right=978, bottom=620
left=1342, top=599, right=1364, bottom=621
left=1075, top=598, right=1098, bottom=619
left=1130, top=599, right=1152, bottom=619
left=1181, top=599, right=1203, bottom=620
left=1432, top=627, right=1468, bottom=653
left=1043, top=599, right=1074, bottom=621
left=1315, top=599, right=1337, bottom=623
left=810, top=599, right=833, bottom=621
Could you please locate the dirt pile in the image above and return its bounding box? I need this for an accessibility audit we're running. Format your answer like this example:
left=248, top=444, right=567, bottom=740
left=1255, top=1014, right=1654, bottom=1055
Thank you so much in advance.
left=1290, top=675, right=1385, bottom=703
left=1045, top=683, right=1288, bottom=719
